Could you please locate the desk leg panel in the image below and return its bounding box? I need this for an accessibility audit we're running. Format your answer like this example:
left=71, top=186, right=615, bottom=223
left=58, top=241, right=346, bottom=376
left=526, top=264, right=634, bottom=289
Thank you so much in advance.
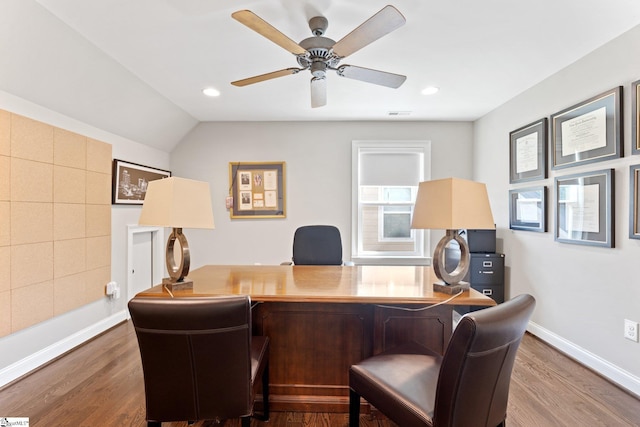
left=252, top=302, right=373, bottom=412
left=373, top=304, right=452, bottom=355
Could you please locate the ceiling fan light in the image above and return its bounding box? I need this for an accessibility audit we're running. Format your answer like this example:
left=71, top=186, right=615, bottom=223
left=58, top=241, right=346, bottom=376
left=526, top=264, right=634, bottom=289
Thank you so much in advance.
left=202, top=87, right=221, bottom=97
left=421, top=86, right=439, bottom=95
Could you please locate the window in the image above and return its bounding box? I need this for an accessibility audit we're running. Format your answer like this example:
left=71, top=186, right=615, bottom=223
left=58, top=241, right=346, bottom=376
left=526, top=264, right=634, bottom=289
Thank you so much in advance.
left=352, top=141, right=431, bottom=264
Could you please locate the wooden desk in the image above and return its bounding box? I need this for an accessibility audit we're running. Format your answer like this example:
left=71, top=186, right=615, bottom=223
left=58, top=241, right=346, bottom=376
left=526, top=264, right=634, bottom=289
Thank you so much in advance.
left=136, top=265, right=495, bottom=412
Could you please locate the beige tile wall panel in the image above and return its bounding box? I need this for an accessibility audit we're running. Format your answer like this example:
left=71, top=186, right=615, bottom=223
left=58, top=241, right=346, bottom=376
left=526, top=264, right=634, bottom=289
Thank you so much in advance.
left=11, top=158, right=53, bottom=202
left=11, top=114, right=53, bottom=163
left=86, top=235, right=110, bottom=270
left=54, top=128, right=86, bottom=169
left=0, top=246, right=9, bottom=292
left=11, top=281, right=54, bottom=332
left=4, top=110, right=112, bottom=334
left=86, top=138, right=112, bottom=174
left=0, top=290, right=10, bottom=337
left=54, top=166, right=86, bottom=203
left=11, top=202, right=53, bottom=245
left=11, top=242, right=53, bottom=289
left=53, top=203, right=86, bottom=241
left=54, top=272, right=86, bottom=315
left=0, top=201, right=9, bottom=247
left=86, top=171, right=111, bottom=205
left=0, top=155, right=9, bottom=201
left=54, top=238, right=86, bottom=279
left=85, top=266, right=110, bottom=303
left=0, top=109, right=10, bottom=156
left=86, top=204, right=110, bottom=237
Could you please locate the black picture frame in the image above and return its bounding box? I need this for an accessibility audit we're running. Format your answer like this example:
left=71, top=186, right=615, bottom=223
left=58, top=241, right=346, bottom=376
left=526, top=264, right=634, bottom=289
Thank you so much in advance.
left=632, top=79, right=640, bottom=155
left=550, top=87, right=623, bottom=170
left=229, top=161, right=286, bottom=219
left=112, top=159, right=171, bottom=205
left=509, top=118, right=547, bottom=183
left=509, top=186, right=546, bottom=232
left=629, top=165, right=640, bottom=239
left=554, top=169, right=614, bottom=247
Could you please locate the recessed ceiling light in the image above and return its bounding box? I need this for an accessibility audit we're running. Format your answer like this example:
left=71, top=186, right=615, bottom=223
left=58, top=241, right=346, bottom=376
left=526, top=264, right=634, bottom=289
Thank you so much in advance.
left=202, top=87, right=220, bottom=97
left=421, top=86, right=439, bottom=95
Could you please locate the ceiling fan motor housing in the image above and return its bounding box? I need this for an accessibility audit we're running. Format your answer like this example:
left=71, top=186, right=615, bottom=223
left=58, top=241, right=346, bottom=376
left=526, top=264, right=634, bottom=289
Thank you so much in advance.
left=297, top=36, right=340, bottom=72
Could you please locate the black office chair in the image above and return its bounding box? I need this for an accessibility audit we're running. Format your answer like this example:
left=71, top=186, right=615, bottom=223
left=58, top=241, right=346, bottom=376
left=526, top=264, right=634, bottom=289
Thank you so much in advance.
left=348, top=294, right=536, bottom=427
left=128, top=295, right=269, bottom=427
left=289, top=225, right=345, bottom=265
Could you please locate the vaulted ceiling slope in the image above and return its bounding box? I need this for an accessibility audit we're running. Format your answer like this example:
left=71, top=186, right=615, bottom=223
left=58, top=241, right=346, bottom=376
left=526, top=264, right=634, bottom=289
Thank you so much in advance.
left=2, top=0, right=640, bottom=152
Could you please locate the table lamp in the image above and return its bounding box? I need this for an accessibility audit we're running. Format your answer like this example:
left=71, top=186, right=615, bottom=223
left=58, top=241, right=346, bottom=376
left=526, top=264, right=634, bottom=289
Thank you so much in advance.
left=138, top=177, right=215, bottom=290
left=411, top=177, right=495, bottom=294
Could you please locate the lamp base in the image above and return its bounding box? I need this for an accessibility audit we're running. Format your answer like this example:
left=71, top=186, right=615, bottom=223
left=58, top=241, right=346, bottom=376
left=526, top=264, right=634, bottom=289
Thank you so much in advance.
left=433, top=281, right=470, bottom=294
left=162, top=277, right=193, bottom=291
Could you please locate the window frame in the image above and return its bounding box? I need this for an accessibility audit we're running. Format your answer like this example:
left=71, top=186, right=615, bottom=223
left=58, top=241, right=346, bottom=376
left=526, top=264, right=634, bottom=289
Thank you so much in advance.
left=351, top=141, right=431, bottom=265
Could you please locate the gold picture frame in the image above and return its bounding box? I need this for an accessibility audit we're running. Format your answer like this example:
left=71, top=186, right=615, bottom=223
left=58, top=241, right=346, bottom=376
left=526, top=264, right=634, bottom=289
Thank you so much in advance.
left=229, top=161, right=286, bottom=219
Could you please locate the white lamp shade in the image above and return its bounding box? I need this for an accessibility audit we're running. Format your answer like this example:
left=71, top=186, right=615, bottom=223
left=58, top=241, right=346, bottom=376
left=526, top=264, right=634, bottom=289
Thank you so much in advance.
left=411, top=177, right=494, bottom=230
left=138, top=177, right=215, bottom=229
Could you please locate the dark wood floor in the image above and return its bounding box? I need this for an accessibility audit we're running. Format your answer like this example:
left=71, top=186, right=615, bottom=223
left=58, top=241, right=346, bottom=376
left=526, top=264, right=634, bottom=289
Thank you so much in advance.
left=0, top=321, right=639, bottom=426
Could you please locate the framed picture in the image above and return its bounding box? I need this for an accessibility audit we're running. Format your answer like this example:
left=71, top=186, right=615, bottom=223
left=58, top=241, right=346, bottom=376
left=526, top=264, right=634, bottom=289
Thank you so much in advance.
left=229, top=161, right=286, bottom=219
left=112, top=159, right=171, bottom=205
left=509, top=186, right=546, bottom=232
left=554, top=169, right=614, bottom=247
left=509, top=118, right=547, bottom=183
left=632, top=79, right=640, bottom=155
left=629, top=165, right=640, bottom=239
left=550, top=86, right=623, bottom=170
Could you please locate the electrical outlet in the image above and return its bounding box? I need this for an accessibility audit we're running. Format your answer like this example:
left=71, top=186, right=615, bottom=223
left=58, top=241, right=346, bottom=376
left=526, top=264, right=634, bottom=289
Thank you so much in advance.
left=624, top=319, right=639, bottom=342
left=105, top=281, right=117, bottom=296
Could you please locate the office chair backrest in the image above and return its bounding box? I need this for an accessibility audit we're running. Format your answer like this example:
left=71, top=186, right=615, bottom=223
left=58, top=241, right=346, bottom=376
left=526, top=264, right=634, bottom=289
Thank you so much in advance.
left=128, top=296, right=253, bottom=422
left=292, top=225, right=343, bottom=265
left=433, top=294, right=536, bottom=427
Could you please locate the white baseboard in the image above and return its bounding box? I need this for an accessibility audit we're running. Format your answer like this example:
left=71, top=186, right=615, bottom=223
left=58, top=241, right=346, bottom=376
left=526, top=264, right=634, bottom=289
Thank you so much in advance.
left=528, top=321, right=640, bottom=398
left=0, top=310, right=128, bottom=388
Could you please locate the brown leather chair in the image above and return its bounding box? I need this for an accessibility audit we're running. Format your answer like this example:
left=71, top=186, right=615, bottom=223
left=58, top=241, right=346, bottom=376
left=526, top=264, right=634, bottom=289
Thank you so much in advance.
left=348, top=294, right=535, bottom=427
left=128, top=295, right=269, bottom=427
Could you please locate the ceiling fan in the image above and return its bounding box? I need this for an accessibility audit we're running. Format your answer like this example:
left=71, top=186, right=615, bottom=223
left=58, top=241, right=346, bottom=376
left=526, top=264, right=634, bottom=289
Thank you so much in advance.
left=231, top=5, right=407, bottom=108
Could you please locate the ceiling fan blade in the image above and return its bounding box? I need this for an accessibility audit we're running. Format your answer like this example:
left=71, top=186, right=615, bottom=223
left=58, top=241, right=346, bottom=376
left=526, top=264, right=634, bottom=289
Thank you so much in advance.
left=331, top=5, right=406, bottom=58
left=337, top=65, right=406, bottom=88
left=311, top=77, right=327, bottom=108
left=232, top=10, right=307, bottom=56
left=231, top=68, right=301, bottom=87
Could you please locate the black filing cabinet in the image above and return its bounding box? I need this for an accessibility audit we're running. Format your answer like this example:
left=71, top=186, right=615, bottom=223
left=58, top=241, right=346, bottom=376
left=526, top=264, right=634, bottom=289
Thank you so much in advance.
left=466, top=253, right=504, bottom=310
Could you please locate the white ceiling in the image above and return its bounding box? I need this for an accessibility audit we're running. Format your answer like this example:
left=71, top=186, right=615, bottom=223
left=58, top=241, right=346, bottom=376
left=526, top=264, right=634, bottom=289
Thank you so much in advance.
left=4, top=0, right=640, bottom=151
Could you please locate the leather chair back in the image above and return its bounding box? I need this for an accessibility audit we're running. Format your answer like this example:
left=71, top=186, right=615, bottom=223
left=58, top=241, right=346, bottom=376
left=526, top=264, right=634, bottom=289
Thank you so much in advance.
left=433, top=294, right=536, bottom=426
left=128, top=295, right=256, bottom=423
left=292, top=225, right=343, bottom=265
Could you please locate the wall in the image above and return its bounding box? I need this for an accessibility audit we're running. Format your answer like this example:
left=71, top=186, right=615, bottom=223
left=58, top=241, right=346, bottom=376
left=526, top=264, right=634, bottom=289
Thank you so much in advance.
left=0, top=91, right=170, bottom=384
left=474, top=25, right=640, bottom=395
left=170, top=121, right=473, bottom=267
left=1, top=110, right=112, bottom=338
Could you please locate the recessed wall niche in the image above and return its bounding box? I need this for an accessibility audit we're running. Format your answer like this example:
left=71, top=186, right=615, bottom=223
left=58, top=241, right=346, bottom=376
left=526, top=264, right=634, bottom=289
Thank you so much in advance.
left=0, top=109, right=112, bottom=337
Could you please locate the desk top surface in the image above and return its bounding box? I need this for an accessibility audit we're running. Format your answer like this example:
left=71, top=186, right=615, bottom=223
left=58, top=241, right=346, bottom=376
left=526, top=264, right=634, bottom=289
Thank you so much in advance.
left=136, top=265, right=496, bottom=306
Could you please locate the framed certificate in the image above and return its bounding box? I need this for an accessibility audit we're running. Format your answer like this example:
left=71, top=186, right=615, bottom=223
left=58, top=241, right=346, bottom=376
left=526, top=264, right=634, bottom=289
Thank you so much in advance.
left=630, top=165, right=640, bottom=239
left=509, top=118, right=547, bottom=183
left=550, top=87, right=622, bottom=170
left=229, top=161, right=286, bottom=218
left=554, top=169, right=614, bottom=247
left=632, top=79, right=640, bottom=155
left=509, top=186, right=546, bottom=232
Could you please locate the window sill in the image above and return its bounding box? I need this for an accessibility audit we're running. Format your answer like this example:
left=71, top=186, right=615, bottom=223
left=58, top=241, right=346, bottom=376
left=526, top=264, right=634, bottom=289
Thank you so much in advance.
left=350, top=256, right=431, bottom=266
